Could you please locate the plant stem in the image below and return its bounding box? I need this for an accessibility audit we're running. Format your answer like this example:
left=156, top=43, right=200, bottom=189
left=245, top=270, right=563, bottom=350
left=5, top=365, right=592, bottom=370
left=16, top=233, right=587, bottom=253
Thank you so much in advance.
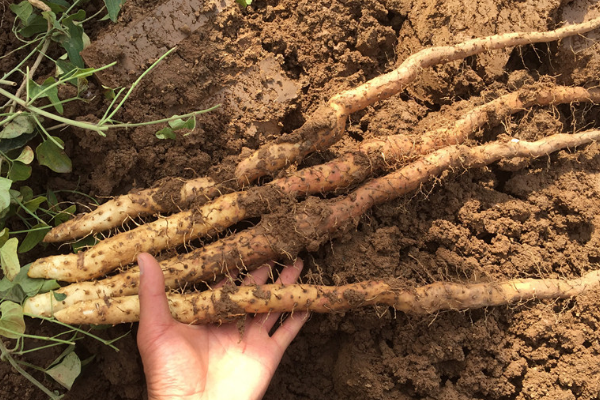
left=0, top=327, right=76, bottom=346
left=12, top=196, right=48, bottom=226
left=0, top=87, right=108, bottom=135
left=0, top=340, right=62, bottom=400
left=99, top=47, right=178, bottom=124
left=108, top=106, right=220, bottom=128
left=25, top=314, right=125, bottom=351
left=10, top=35, right=52, bottom=113
left=28, top=62, right=117, bottom=105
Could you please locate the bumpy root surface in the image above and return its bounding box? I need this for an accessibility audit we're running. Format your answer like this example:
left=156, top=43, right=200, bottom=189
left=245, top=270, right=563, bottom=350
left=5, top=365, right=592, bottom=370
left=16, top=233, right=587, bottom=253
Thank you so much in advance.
left=32, top=86, right=600, bottom=282
left=28, top=187, right=287, bottom=282
left=25, top=18, right=600, bottom=325
left=51, top=270, right=600, bottom=325
left=44, top=176, right=220, bottom=243
left=234, top=17, right=600, bottom=184
left=24, top=130, right=600, bottom=318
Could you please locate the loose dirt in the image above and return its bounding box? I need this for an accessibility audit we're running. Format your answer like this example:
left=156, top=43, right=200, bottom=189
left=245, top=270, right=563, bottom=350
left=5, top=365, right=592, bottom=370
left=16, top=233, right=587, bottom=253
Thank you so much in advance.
left=2, top=0, right=600, bottom=398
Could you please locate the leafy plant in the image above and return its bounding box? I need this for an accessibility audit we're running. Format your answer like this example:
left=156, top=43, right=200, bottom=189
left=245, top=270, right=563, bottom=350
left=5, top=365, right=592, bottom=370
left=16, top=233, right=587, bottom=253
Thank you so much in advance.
left=0, top=0, right=218, bottom=274
left=0, top=261, right=126, bottom=399
left=0, top=1, right=132, bottom=397
left=0, top=0, right=218, bottom=396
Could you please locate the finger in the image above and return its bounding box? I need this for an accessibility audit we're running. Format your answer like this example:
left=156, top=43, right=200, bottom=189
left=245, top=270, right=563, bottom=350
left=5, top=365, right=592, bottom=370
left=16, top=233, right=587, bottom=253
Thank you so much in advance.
left=137, top=253, right=174, bottom=330
left=253, top=259, right=304, bottom=332
left=242, top=262, right=273, bottom=286
left=271, top=311, right=309, bottom=350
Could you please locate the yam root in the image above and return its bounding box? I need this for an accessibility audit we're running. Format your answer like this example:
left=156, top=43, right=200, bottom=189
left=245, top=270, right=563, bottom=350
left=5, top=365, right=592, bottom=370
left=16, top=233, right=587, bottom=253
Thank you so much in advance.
left=30, top=85, right=600, bottom=281
left=24, top=130, right=600, bottom=317
left=27, top=187, right=288, bottom=282
left=44, top=176, right=220, bottom=243
left=234, top=17, right=600, bottom=184
left=51, top=270, right=600, bottom=325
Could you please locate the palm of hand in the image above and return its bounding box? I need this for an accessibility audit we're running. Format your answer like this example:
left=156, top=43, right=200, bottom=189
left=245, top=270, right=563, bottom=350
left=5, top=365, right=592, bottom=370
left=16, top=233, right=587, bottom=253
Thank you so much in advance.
left=136, top=254, right=306, bottom=400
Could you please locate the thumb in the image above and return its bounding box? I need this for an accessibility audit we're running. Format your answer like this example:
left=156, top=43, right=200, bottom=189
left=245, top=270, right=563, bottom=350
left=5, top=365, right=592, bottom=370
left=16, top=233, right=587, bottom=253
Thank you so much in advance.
left=137, top=253, right=174, bottom=331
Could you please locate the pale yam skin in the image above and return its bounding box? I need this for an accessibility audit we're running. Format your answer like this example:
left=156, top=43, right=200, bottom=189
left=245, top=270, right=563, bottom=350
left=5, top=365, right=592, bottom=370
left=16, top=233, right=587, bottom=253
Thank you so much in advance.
left=29, top=86, right=600, bottom=282
left=44, top=176, right=219, bottom=243
left=234, top=16, right=600, bottom=184
left=51, top=270, right=600, bottom=325
left=32, top=16, right=600, bottom=281
left=24, top=130, right=600, bottom=319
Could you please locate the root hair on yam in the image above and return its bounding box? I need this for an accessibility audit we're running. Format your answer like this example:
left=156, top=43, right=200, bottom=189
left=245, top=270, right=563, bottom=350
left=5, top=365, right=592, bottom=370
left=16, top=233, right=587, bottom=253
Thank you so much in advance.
left=23, top=130, right=600, bottom=319
left=51, top=270, right=600, bottom=325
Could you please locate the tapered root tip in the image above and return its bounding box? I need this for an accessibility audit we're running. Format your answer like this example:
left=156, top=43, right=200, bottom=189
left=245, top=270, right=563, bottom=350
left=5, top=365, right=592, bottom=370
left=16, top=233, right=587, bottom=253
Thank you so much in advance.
left=23, top=292, right=55, bottom=318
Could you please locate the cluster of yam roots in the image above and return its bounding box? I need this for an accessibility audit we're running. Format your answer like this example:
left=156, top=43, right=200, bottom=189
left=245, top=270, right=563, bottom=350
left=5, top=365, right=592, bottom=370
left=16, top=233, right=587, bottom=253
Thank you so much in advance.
left=23, top=17, right=600, bottom=325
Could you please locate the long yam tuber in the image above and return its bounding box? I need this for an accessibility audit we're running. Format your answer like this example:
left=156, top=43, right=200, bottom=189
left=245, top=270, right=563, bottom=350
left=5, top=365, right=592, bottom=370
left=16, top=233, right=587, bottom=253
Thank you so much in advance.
left=234, top=17, right=600, bottom=184
left=24, top=130, right=600, bottom=317
left=51, top=270, right=600, bottom=325
left=30, top=86, right=600, bottom=281
left=44, top=176, right=220, bottom=243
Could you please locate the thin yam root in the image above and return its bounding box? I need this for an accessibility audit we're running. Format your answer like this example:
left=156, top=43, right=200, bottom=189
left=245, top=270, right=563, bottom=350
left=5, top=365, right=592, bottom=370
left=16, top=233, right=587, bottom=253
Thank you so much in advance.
left=234, top=17, right=600, bottom=185
left=44, top=176, right=220, bottom=243
left=31, top=85, right=600, bottom=280
left=276, top=85, right=600, bottom=194
left=28, top=187, right=286, bottom=282
left=51, top=270, right=600, bottom=325
left=24, top=130, right=600, bottom=316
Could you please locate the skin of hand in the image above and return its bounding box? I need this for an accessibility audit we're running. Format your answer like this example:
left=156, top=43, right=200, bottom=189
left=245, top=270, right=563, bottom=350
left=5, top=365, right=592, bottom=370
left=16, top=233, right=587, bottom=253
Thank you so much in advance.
left=136, top=253, right=308, bottom=400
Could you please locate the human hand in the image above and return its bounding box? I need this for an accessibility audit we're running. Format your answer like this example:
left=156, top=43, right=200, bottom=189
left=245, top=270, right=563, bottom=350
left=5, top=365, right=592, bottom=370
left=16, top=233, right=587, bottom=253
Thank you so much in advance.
left=136, top=253, right=307, bottom=400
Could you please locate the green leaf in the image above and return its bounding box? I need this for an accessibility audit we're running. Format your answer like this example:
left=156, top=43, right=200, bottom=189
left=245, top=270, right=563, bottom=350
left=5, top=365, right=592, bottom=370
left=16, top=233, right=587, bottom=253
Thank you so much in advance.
left=105, top=0, right=126, bottom=22
left=0, top=178, right=12, bottom=212
left=102, top=85, right=116, bottom=100
left=72, top=235, right=98, bottom=253
left=9, top=2, right=33, bottom=24
left=19, top=186, right=33, bottom=203
left=0, top=229, right=9, bottom=248
left=156, top=127, right=176, bottom=140
left=0, top=280, right=26, bottom=303
left=1, top=238, right=21, bottom=281
left=39, top=278, right=60, bottom=294
left=53, top=18, right=85, bottom=68
left=56, top=64, right=96, bottom=91
left=0, top=114, right=35, bottom=139
left=36, top=138, right=72, bottom=173
left=44, top=0, right=67, bottom=13
left=8, top=162, right=32, bottom=182
left=46, top=189, right=58, bottom=207
left=168, top=116, right=196, bottom=130
left=53, top=292, right=67, bottom=301
left=46, top=0, right=70, bottom=9
left=0, top=264, right=59, bottom=303
left=55, top=58, right=78, bottom=86
left=23, top=196, right=46, bottom=213
left=53, top=204, right=75, bottom=226
left=19, top=15, right=49, bottom=38
left=18, top=223, right=51, bottom=253
left=0, top=302, right=25, bottom=339
left=0, top=132, right=37, bottom=153
left=235, top=0, right=252, bottom=7
left=62, top=9, right=86, bottom=24
left=15, top=146, right=34, bottom=165
left=46, top=351, right=81, bottom=390
left=28, top=77, right=63, bottom=114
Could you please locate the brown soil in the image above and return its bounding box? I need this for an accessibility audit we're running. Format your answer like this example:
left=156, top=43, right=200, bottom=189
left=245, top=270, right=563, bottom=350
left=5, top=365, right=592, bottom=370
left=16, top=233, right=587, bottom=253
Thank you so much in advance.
left=2, top=0, right=600, bottom=399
